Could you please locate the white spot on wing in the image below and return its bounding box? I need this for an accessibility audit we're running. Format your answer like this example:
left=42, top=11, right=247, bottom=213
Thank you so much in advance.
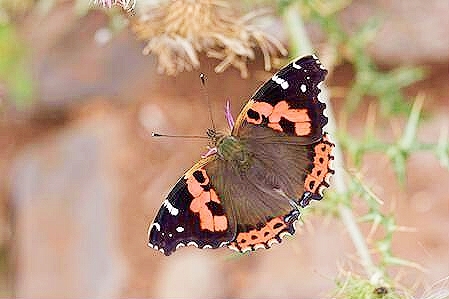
left=241, top=247, right=252, bottom=253
left=271, top=74, right=289, bottom=90
left=150, top=222, right=161, bottom=231
left=300, top=84, right=307, bottom=93
left=254, top=243, right=265, bottom=250
left=292, top=61, right=302, bottom=69
left=203, top=245, right=212, bottom=249
left=176, top=243, right=186, bottom=250
left=325, top=171, right=333, bottom=184
left=163, top=199, right=179, bottom=216
left=227, top=244, right=239, bottom=252
left=267, top=238, right=279, bottom=247
left=318, top=185, right=326, bottom=196
left=328, top=157, right=335, bottom=173
left=293, top=220, right=298, bottom=231
left=279, top=231, right=292, bottom=239
left=176, top=226, right=184, bottom=233
left=187, top=241, right=199, bottom=248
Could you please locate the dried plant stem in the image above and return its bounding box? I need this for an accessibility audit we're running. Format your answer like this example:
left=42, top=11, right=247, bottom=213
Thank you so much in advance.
left=282, top=2, right=383, bottom=280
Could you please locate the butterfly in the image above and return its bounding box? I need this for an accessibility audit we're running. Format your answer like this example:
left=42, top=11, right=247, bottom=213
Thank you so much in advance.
left=148, top=55, right=334, bottom=255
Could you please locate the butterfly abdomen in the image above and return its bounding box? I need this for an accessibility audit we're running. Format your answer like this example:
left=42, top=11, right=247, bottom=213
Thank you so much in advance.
left=216, top=135, right=252, bottom=171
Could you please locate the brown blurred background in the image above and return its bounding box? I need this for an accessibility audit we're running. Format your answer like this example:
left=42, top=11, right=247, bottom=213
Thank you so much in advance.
left=1, top=0, right=448, bottom=298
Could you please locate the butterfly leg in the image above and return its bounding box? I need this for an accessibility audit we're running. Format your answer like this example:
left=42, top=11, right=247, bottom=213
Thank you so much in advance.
left=201, top=146, right=218, bottom=158
left=299, top=191, right=322, bottom=208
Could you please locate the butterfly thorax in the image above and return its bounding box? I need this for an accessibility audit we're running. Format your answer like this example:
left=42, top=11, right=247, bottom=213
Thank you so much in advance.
left=216, top=134, right=252, bottom=171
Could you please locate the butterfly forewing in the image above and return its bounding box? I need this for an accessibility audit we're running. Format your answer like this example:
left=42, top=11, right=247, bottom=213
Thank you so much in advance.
left=233, top=55, right=328, bottom=142
left=148, top=157, right=234, bottom=255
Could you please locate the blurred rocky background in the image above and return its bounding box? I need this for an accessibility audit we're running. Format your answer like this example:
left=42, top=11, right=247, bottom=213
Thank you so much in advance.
left=0, top=0, right=448, bottom=298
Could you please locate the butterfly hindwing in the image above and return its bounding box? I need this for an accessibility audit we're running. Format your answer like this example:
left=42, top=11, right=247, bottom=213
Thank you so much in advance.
left=206, top=151, right=301, bottom=253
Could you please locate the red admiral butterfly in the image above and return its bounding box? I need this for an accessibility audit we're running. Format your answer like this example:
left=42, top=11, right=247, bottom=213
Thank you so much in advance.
left=148, top=55, right=334, bottom=255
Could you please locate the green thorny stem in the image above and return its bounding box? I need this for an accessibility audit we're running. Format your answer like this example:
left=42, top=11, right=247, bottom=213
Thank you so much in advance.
left=282, top=3, right=385, bottom=283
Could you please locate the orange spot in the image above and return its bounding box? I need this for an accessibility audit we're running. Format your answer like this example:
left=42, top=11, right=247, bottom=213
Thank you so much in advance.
left=253, top=102, right=274, bottom=117
left=269, top=101, right=311, bottom=135
left=282, top=108, right=310, bottom=123
left=189, top=191, right=209, bottom=213
left=269, top=101, right=289, bottom=122
left=210, top=189, right=220, bottom=203
left=258, top=225, right=272, bottom=239
left=246, top=102, right=273, bottom=125
left=214, top=215, right=228, bottom=231
left=294, top=122, right=312, bottom=136
left=189, top=192, right=212, bottom=231
left=186, top=169, right=209, bottom=197
left=199, top=208, right=214, bottom=231
left=235, top=231, right=252, bottom=246
left=187, top=175, right=203, bottom=198
left=187, top=168, right=228, bottom=232
left=266, top=218, right=287, bottom=233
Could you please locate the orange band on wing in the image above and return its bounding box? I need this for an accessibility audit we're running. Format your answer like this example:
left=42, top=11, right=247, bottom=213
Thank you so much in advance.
left=245, top=100, right=312, bottom=136
left=230, top=217, right=288, bottom=251
left=246, top=102, right=274, bottom=125
left=304, top=134, right=334, bottom=195
left=187, top=168, right=228, bottom=232
left=295, top=122, right=312, bottom=136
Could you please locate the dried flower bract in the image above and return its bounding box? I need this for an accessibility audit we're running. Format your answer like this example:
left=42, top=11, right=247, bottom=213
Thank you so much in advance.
left=132, top=0, right=287, bottom=77
left=91, top=0, right=136, bottom=13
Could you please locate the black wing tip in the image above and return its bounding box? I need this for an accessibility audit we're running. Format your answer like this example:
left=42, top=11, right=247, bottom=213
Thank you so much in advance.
left=293, top=54, right=328, bottom=77
left=252, top=54, right=328, bottom=102
left=294, top=53, right=325, bottom=65
left=294, top=54, right=315, bottom=63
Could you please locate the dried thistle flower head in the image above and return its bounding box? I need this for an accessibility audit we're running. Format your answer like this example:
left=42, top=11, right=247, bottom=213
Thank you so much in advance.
left=90, top=0, right=136, bottom=12
left=132, top=0, right=287, bottom=77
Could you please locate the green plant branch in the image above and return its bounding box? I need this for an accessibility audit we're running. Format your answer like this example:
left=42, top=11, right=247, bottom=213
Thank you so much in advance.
left=281, top=2, right=383, bottom=281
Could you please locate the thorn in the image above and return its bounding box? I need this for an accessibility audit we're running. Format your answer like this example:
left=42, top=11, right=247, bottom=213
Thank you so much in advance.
left=400, top=94, right=424, bottom=151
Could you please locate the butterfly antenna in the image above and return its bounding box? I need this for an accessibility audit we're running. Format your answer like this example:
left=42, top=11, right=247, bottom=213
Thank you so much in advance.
left=200, top=73, right=216, bottom=133
left=151, top=132, right=208, bottom=139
